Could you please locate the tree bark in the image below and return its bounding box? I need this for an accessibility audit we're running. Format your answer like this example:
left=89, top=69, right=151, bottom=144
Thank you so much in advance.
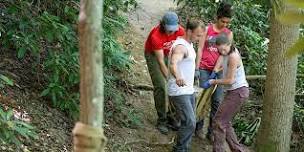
left=256, top=2, right=299, bottom=152
left=73, top=0, right=107, bottom=151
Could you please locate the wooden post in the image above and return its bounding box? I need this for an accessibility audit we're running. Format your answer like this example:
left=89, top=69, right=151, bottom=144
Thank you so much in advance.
left=73, top=0, right=107, bottom=152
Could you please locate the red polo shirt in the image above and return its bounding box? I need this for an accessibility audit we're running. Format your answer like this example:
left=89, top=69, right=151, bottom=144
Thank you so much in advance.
left=144, top=25, right=185, bottom=56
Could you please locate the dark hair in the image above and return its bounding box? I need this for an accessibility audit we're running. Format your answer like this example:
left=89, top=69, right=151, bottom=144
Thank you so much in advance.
left=217, top=2, right=233, bottom=19
left=159, top=20, right=166, bottom=33
left=186, top=19, right=204, bottom=31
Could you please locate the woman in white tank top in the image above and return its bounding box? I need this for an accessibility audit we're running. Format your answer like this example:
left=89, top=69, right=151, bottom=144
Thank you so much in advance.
left=201, top=33, right=250, bottom=152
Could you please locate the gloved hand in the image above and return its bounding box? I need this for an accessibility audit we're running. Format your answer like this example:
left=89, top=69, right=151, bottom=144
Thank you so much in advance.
left=208, top=71, right=218, bottom=79
left=201, top=80, right=212, bottom=89
left=194, top=69, right=200, bottom=79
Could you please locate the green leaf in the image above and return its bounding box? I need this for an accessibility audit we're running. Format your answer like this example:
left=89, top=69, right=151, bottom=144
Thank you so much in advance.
left=15, top=121, right=35, bottom=130
left=6, top=110, right=13, bottom=120
left=40, top=88, right=50, bottom=97
left=0, top=75, right=14, bottom=86
left=286, top=37, right=304, bottom=57
left=277, top=11, right=304, bottom=24
left=17, top=47, right=27, bottom=59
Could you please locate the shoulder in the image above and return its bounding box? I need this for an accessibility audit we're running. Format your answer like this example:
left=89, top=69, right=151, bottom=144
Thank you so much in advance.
left=228, top=51, right=240, bottom=62
left=173, top=44, right=187, bottom=54
left=176, top=25, right=185, bottom=36
left=224, top=27, right=233, bottom=34
left=149, top=25, right=162, bottom=36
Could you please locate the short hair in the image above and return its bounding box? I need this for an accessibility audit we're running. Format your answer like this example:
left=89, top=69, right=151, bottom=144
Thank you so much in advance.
left=185, top=19, right=205, bottom=31
left=217, top=2, right=233, bottom=19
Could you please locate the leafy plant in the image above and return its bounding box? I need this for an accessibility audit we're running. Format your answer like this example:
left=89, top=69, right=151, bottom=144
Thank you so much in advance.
left=1, top=0, right=140, bottom=125
left=0, top=106, right=37, bottom=146
left=0, top=74, right=14, bottom=88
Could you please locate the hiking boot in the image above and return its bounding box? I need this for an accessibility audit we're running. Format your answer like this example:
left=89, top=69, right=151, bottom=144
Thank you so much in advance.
left=157, top=124, right=169, bottom=135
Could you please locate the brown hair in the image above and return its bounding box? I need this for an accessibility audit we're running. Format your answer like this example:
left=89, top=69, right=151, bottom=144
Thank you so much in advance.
left=216, top=32, right=235, bottom=55
left=159, top=20, right=166, bottom=33
left=186, top=19, right=205, bottom=31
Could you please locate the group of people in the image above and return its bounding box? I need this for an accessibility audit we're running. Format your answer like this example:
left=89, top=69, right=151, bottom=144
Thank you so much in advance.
left=144, top=2, right=249, bottom=152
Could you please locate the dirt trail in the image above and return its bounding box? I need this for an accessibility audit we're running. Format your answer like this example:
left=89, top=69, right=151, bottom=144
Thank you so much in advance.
left=112, top=0, right=213, bottom=151
left=127, top=0, right=176, bottom=38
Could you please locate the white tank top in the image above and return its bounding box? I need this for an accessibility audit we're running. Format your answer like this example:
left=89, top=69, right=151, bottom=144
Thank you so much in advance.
left=168, top=38, right=196, bottom=96
left=222, top=49, right=249, bottom=91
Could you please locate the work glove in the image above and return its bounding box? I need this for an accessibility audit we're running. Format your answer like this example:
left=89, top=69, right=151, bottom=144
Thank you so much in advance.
left=201, top=80, right=212, bottom=89
left=208, top=71, right=218, bottom=79
left=194, top=69, right=200, bottom=80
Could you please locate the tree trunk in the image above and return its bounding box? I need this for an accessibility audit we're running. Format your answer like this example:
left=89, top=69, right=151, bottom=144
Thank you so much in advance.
left=256, top=3, right=299, bottom=152
left=72, top=0, right=107, bottom=152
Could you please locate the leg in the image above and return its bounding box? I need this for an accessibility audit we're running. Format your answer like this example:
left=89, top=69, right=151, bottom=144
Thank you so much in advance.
left=226, top=87, right=249, bottom=152
left=145, top=53, right=168, bottom=133
left=196, top=70, right=211, bottom=132
left=172, top=95, right=196, bottom=152
left=226, top=123, right=244, bottom=152
left=208, top=71, right=224, bottom=137
left=213, top=87, right=249, bottom=152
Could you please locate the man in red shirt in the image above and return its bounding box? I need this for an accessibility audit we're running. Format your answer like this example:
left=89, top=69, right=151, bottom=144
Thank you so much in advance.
left=145, top=12, right=184, bottom=134
left=195, top=2, right=233, bottom=140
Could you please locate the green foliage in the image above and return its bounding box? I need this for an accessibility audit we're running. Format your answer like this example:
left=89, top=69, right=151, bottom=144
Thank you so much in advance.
left=0, top=74, right=14, bottom=88
left=0, top=106, right=37, bottom=146
left=233, top=116, right=261, bottom=146
left=1, top=0, right=140, bottom=127
left=294, top=104, right=304, bottom=132
left=177, top=0, right=269, bottom=75
left=176, top=0, right=304, bottom=94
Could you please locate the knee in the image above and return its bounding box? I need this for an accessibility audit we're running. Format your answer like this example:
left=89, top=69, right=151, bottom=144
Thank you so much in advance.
left=188, top=115, right=196, bottom=130
left=212, top=117, right=221, bottom=129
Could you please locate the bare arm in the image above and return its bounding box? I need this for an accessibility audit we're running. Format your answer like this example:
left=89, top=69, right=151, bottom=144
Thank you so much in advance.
left=213, top=55, right=224, bottom=73
left=169, top=45, right=187, bottom=86
left=211, top=53, right=239, bottom=85
left=196, top=30, right=207, bottom=69
left=154, top=50, right=168, bottom=78
left=228, top=32, right=233, bottom=43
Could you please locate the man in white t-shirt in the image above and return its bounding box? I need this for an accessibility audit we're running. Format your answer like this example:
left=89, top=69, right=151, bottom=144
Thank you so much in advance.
left=168, top=19, right=204, bottom=152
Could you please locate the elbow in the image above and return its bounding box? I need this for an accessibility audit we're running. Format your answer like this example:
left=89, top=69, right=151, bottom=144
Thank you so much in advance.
left=227, top=78, right=235, bottom=85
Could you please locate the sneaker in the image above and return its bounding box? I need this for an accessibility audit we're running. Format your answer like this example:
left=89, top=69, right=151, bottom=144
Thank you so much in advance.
left=157, top=124, right=169, bottom=135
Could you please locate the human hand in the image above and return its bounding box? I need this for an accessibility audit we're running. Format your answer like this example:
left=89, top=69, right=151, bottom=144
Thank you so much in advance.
left=208, top=71, right=218, bottom=79
left=176, top=78, right=186, bottom=87
left=201, top=80, right=212, bottom=89
left=194, top=69, right=200, bottom=80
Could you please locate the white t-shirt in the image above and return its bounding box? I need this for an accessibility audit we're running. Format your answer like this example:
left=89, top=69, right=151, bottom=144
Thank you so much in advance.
left=168, top=38, right=196, bottom=96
